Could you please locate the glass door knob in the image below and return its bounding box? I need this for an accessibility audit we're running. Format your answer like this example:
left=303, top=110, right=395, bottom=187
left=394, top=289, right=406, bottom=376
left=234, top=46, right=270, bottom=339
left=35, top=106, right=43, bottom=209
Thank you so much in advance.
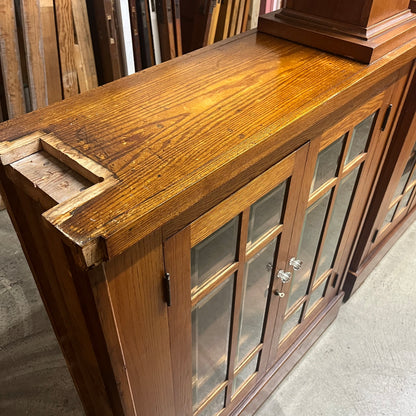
left=277, top=270, right=292, bottom=283
left=289, top=257, right=303, bottom=271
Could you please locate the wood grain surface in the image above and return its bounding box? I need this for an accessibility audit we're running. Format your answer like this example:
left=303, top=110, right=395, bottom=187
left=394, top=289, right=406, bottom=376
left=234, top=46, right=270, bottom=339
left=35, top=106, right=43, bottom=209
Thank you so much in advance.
left=55, top=0, right=78, bottom=98
left=20, top=0, right=48, bottom=110
left=0, top=0, right=26, bottom=118
left=1, top=32, right=416, bottom=267
left=40, top=0, right=63, bottom=105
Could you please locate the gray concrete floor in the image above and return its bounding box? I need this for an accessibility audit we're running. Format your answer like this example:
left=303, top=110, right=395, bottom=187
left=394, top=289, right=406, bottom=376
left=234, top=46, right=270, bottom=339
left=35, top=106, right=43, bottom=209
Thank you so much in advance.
left=0, top=208, right=415, bottom=415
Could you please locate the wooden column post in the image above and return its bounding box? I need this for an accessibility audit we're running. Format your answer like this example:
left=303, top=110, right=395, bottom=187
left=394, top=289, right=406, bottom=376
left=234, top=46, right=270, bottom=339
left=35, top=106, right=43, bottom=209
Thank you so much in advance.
left=258, top=0, right=416, bottom=63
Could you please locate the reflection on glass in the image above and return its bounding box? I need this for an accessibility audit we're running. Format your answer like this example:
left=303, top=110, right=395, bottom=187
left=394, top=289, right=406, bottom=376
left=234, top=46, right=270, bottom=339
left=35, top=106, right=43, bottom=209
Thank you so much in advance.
left=315, top=166, right=361, bottom=279
left=382, top=203, right=399, bottom=229
left=393, top=153, right=416, bottom=200
left=191, top=217, right=239, bottom=290
left=398, top=189, right=413, bottom=212
left=306, top=278, right=328, bottom=315
left=280, top=303, right=304, bottom=343
left=192, top=276, right=234, bottom=410
left=196, top=390, right=226, bottom=416
left=310, top=135, right=345, bottom=193
left=345, top=113, right=376, bottom=165
left=286, top=192, right=331, bottom=310
left=410, top=168, right=416, bottom=186
left=232, top=354, right=259, bottom=395
left=236, top=239, right=277, bottom=365
left=247, top=180, right=287, bottom=245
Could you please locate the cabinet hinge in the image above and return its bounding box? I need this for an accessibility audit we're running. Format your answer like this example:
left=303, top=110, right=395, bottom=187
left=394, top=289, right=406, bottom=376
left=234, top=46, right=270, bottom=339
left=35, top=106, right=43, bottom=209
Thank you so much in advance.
left=371, top=229, right=379, bottom=243
left=163, top=273, right=172, bottom=307
left=381, top=104, right=393, bottom=131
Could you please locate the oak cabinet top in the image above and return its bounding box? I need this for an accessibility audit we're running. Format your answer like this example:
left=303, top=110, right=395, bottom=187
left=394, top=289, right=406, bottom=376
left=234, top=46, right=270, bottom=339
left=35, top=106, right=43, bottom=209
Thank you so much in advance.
left=1, top=31, right=415, bottom=267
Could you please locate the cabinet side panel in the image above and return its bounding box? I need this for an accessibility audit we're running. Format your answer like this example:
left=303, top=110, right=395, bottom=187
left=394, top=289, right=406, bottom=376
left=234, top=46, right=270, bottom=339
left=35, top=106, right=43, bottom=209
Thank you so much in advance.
left=0, top=166, right=118, bottom=415
left=102, top=230, right=176, bottom=416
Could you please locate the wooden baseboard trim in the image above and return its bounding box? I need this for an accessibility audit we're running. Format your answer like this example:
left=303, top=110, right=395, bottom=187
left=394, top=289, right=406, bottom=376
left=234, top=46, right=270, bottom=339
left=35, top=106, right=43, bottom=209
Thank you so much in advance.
left=231, top=293, right=344, bottom=415
left=344, top=207, right=416, bottom=300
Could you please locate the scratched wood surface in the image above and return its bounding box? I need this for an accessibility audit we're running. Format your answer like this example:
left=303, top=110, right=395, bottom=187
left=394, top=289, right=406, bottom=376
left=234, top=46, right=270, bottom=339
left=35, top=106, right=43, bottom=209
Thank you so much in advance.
left=1, top=32, right=416, bottom=266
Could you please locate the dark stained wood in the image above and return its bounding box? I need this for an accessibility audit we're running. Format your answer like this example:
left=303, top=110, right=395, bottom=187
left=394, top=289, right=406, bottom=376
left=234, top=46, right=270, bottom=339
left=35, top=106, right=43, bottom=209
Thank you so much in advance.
left=344, top=67, right=416, bottom=298
left=86, top=0, right=123, bottom=83
left=258, top=0, right=416, bottom=63
left=284, top=0, right=410, bottom=27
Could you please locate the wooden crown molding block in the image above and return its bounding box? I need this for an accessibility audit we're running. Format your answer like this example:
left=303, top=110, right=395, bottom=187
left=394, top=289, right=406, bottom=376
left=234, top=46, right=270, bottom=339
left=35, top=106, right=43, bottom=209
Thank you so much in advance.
left=258, top=0, right=416, bottom=63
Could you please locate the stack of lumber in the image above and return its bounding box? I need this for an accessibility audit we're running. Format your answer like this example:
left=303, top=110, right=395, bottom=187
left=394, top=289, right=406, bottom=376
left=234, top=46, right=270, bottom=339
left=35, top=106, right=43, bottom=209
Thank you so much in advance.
left=0, top=0, right=97, bottom=121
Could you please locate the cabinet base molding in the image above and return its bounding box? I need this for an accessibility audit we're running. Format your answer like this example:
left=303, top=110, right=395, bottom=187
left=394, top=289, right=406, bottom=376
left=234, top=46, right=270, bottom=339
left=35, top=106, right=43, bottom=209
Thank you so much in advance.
left=258, top=9, right=416, bottom=64
left=231, top=294, right=344, bottom=416
left=344, top=206, right=416, bottom=301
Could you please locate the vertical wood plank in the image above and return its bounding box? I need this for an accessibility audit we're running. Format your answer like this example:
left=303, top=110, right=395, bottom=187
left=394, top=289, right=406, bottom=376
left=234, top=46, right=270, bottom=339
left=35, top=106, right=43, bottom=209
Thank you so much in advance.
left=72, top=0, right=98, bottom=92
left=40, top=0, right=63, bottom=104
left=235, top=0, right=246, bottom=34
left=229, top=0, right=242, bottom=36
left=20, top=0, right=48, bottom=109
left=242, top=0, right=252, bottom=32
left=104, top=230, right=176, bottom=416
left=164, top=227, right=193, bottom=416
left=55, top=0, right=79, bottom=98
left=0, top=0, right=26, bottom=118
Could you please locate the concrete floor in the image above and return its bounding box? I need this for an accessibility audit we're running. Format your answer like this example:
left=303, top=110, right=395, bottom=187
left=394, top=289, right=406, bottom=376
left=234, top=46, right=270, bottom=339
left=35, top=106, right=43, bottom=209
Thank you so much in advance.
left=0, top=208, right=415, bottom=415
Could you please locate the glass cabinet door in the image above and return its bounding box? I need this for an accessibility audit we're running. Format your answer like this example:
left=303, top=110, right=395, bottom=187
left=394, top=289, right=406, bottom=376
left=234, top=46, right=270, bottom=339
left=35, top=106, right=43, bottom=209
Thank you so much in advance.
left=164, top=86, right=397, bottom=416
left=164, top=144, right=309, bottom=416
left=267, top=88, right=396, bottom=363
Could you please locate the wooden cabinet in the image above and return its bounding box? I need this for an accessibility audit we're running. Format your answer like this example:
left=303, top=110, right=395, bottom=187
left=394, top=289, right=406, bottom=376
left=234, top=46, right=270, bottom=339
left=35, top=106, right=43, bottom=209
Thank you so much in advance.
left=164, top=80, right=409, bottom=416
left=1, top=29, right=416, bottom=416
left=344, top=70, right=416, bottom=299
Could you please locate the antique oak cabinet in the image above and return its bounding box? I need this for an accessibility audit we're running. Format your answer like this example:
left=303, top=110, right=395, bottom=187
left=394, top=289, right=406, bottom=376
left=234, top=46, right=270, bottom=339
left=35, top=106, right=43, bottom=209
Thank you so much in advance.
left=1, top=7, right=416, bottom=416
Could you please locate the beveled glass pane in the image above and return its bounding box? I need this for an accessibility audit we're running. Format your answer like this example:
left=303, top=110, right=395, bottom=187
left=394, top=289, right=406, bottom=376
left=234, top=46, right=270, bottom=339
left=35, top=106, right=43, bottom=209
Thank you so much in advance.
left=280, top=303, right=304, bottom=343
left=393, top=153, right=416, bottom=200
left=310, top=135, right=345, bottom=193
left=236, top=239, right=277, bottom=365
left=196, top=390, right=226, bottom=416
left=247, top=180, right=288, bottom=245
left=306, top=278, right=328, bottom=315
left=192, top=276, right=234, bottom=410
left=345, top=113, right=376, bottom=165
left=398, top=189, right=413, bottom=212
left=232, top=354, right=259, bottom=395
left=315, top=166, right=361, bottom=279
left=191, top=217, right=239, bottom=290
left=286, top=192, right=331, bottom=310
left=382, top=203, right=399, bottom=229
